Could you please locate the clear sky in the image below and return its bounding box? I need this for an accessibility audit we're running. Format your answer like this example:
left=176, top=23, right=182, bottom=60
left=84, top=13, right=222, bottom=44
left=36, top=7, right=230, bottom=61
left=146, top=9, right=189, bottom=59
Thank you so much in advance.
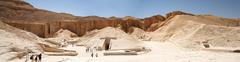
left=25, top=0, right=240, bottom=18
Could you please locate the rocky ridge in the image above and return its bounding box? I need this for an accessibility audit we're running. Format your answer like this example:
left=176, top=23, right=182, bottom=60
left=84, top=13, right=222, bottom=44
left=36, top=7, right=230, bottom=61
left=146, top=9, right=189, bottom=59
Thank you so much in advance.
left=0, top=0, right=167, bottom=38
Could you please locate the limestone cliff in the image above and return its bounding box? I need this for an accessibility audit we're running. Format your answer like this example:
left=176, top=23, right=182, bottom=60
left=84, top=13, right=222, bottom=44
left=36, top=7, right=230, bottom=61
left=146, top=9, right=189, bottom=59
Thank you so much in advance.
left=0, top=0, right=166, bottom=37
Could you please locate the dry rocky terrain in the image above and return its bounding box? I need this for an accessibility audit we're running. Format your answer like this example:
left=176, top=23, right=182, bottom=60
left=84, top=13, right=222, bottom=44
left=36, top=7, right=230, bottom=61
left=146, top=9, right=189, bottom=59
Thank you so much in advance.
left=0, top=0, right=240, bottom=62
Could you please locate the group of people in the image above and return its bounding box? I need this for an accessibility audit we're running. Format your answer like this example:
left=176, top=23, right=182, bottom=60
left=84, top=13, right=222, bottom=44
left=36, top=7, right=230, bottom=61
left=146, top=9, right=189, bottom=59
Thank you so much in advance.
left=91, top=53, right=99, bottom=57
left=25, top=52, right=42, bottom=62
left=86, top=47, right=99, bottom=58
left=59, top=39, right=76, bottom=47
left=59, top=39, right=68, bottom=47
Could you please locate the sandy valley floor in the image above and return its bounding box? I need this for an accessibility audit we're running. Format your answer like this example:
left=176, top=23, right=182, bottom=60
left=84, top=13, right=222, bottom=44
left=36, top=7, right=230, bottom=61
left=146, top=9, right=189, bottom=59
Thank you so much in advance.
left=9, top=41, right=240, bottom=62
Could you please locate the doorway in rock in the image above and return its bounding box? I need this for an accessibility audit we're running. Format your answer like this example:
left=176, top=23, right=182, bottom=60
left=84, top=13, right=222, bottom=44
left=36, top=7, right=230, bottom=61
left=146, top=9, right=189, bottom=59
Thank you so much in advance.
left=100, top=37, right=117, bottom=50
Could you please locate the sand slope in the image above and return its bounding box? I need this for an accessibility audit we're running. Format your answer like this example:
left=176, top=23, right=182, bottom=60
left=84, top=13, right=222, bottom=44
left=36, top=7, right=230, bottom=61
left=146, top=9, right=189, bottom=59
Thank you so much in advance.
left=78, top=27, right=145, bottom=50
left=130, top=27, right=151, bottom=41
left=151, top=15, right=240, bottom=49
left=45, top=29, right=80, bottom=46
left=0, top=21, right=43, bottom=62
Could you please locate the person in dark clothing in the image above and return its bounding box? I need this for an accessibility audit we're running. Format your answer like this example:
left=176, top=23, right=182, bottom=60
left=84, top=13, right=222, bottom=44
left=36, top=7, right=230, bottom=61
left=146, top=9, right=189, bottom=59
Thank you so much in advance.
left=91, top=53, right=94, bottom=58
left=37, top=54, right=42, bottom=62
left=30, top=55, right=34, bottom=61
left=96, top=53, right=98, bottom=57
left=86, top=48, right=89, bottom=53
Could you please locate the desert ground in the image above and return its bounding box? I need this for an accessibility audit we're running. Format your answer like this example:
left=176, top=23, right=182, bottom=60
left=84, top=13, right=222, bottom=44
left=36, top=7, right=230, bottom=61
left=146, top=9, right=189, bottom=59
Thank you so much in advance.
left=0, top=0, right=240, bottom=62
left=8, top=41, right=240, bottom=62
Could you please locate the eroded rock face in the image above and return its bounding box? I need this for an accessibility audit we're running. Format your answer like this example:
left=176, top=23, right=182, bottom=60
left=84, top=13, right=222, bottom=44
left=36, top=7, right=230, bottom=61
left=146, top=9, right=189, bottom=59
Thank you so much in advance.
left=146, top=11, right=194, bottom=32
left=0, top=0, right=167, bottom=38
left=143, top=15, right=165, bottom=31
left=166, top=11, right=194, bottom=20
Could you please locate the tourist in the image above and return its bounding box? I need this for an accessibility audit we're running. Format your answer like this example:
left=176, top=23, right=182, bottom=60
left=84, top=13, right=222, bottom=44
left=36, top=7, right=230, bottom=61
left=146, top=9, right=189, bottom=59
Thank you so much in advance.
left=91, top=53, right=94, bottom=58
left=25, top=51, right=34, bottom=62
left=96, top=53, right=98, bottom=57
left=36, top=53, right=42, bottom=62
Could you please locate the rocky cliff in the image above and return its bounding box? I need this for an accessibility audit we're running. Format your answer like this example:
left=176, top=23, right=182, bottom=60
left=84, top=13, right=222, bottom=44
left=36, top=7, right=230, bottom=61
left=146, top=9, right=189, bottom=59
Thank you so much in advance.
left=0, top=0, right=166, bottom=37
left=165, top=11, right=194, bottom=20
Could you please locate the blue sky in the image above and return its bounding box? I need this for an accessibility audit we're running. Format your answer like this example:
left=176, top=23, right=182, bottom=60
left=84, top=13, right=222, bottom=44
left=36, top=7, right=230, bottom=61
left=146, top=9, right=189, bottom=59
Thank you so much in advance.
left=26, top=0, right=240, bottom=18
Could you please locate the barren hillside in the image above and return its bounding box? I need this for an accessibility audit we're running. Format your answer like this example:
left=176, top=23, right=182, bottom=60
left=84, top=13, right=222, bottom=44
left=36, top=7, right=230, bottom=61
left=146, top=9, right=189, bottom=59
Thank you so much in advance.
left=0, top=0, right=240, bottom=62
left=0, top=0, right=166, bottom=38
left=78, top=27, right=145, bottom=49
left=150, top=15, right=240, bottom=50
left=0, top=21, right=42, bottom=61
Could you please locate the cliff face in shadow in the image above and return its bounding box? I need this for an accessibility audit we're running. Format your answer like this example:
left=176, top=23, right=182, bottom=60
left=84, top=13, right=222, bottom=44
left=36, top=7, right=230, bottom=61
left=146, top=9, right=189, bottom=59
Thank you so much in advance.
left=0, top=0, right=166, bottom=37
